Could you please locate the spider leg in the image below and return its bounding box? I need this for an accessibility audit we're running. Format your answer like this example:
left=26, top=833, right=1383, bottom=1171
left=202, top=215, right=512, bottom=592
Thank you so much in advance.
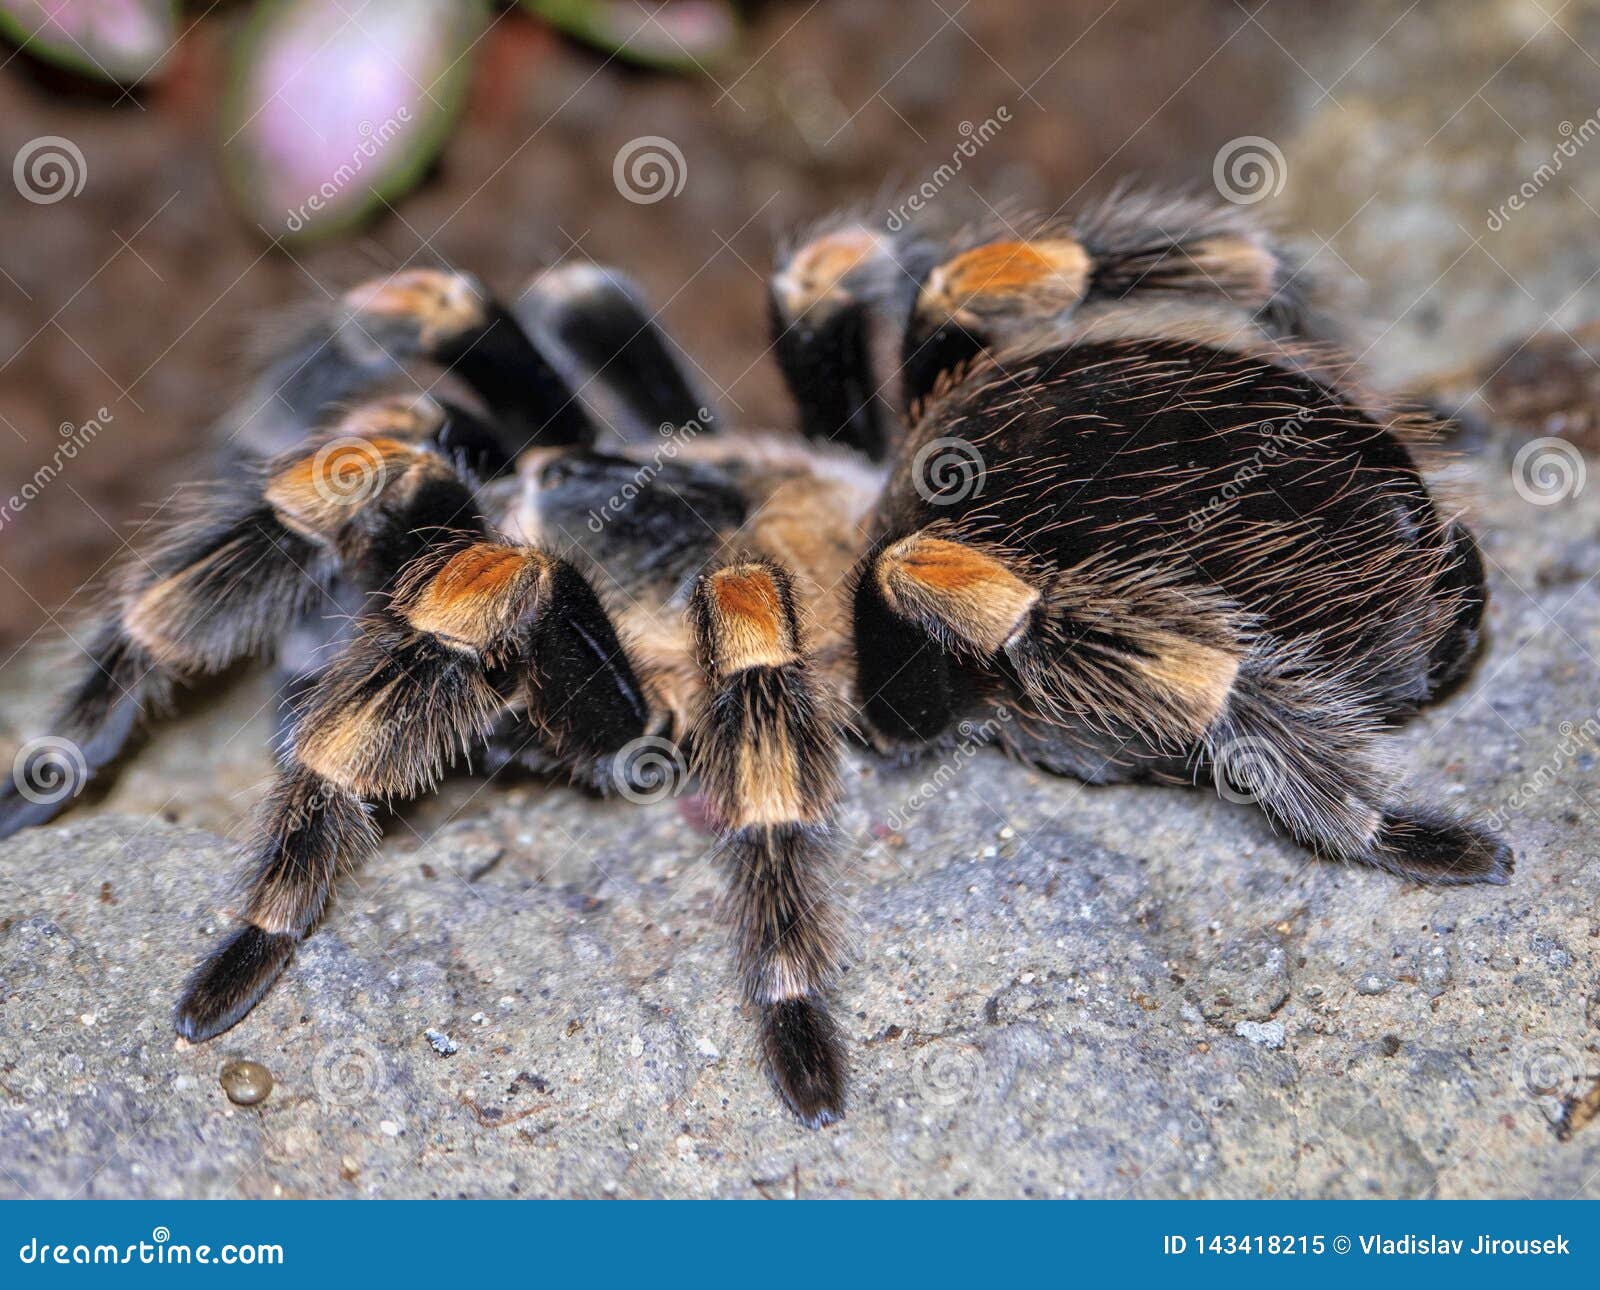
left=224, top=268, right=593, bottom=461
left=901, top=193, right=1334, bottom=408
left=858, top=529, right=1511, bottom=886
left=1070, top=187, right=1327, bottom=341
left=1208, top=654, right=1513, bottom=886
left=516, top=263, right=713, bottom=438
left=176, top=540, right=648, bottom=1041
left=690, top=558, right=848, bottom=1126
left=769, top=224, right=932, bottom=461
left=852, top=530, right=1046, bottom=749
left=0, top=401, right=486, bottom=840
left=0, top=482, right=330, bottom=840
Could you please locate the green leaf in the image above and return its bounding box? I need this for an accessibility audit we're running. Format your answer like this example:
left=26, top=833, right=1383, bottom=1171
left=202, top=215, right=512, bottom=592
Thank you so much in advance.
left=0, top=0, right=178, bottom=85
left=523, top=0, right=739, bottom=74
left=221, top=0, right=489, bottom=243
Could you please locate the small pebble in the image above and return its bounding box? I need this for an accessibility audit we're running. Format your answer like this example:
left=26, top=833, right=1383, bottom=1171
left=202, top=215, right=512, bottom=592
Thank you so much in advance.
left=1355, top=972, right=1393, bottom=996
left=425, top=1029, right=458, bottom=1056
left=220, top=1060, right=273, bottom=1106
left=1234, top=1020, right=1286, bottom=1049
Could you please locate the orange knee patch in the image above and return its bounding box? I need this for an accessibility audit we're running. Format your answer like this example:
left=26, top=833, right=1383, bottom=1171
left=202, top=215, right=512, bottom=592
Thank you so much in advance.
left=264, top=435, right=420, bottom=541
left=773, top=227, right=882, bottom=318
left=1177, top=234, right=1278, bottom=304
left=877, top=535, right=1039, bottom=655
left=342, top=269, right=485, bottom=346
left=918, top=239, right=1090, bottom=325
left=401, top=544, right=546, bottom=649
left=329, top=395, right=445, bottom=444
left=700, top=565, right=799, bottom=675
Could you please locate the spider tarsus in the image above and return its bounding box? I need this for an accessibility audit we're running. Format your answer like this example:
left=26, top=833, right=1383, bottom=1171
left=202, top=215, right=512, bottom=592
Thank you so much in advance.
left=1370, top=808, right=1515, bottom=886
left=0, top=783, right=73, bottom=842
left=175, top=925, right=297, bottom=1042
left=762, top=997, right=847, bottom=1128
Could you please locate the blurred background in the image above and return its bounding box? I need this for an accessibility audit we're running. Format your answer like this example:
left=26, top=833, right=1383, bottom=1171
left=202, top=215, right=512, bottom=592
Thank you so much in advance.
left=1, top=0, right=1596, bottom=649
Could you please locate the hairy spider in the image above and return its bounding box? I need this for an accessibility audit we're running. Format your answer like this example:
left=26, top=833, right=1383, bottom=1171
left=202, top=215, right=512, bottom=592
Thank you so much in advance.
left=0, top=189, right=1509, bottom=1127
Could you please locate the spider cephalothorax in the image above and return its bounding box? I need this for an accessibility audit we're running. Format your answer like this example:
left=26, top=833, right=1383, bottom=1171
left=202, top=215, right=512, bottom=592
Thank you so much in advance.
left=0, top=188, right=1508, bottom=1127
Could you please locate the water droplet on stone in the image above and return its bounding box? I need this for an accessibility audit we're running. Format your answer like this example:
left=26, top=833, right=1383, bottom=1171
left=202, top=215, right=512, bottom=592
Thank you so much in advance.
left=220, top=1060, right=273, bottom=1106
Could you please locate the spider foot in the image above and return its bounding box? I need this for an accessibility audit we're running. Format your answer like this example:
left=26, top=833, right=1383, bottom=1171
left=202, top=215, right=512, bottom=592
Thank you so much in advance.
left=175, top=925, right=297, bottom=1042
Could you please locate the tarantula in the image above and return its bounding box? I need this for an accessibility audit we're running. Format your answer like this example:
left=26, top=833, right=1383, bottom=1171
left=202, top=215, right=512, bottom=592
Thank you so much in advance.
left=0, top=189, right=1509, bottom=1127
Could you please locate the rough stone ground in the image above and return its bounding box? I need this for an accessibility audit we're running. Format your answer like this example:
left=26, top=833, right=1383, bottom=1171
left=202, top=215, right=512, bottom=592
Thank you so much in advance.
left=2, top=1, right=1599, bottom=1198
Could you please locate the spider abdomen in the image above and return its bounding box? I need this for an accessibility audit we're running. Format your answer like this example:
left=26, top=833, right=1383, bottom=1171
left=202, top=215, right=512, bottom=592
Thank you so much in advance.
left=881, top=335, right=1481, bottom=718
